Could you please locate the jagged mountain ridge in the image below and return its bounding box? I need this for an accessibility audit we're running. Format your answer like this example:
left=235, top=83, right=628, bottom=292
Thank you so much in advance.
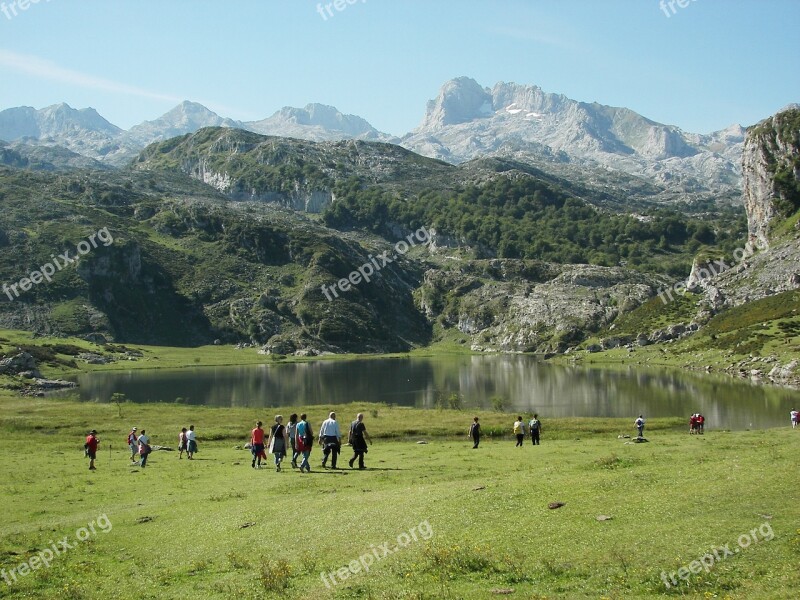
left=0, top=101, right=394, bottom=167
left=245, top=103, right=395, bottom=142
left=402, top=77, right=745, bottom=195
left=0, top=80, right=749, bottom=202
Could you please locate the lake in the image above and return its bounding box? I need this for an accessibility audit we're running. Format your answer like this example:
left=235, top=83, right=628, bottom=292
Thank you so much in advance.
left=62, top=355, right=800, bottom=430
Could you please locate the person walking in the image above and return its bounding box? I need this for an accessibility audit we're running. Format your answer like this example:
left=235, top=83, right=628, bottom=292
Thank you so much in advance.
left=295, top=414, right=314, bottom=473
left=137, top=429, right=151, bottom=468
left=469, top=416, right=481, bottom=449
left=528, top=414, right=541, bottom=445
left=348, top=413, right=372, bottom=470
left=186, top=425, right=197, bottom=459
left=513, top=416, right=525, bottom=447
left=287, top=414, right=299, bottom=469
left=250, top=421, right=266, bottom=469
left=635, top=415, right=645, bottom=438
left=697, top=414, right=705, bottom=434
left=85, top=429, right=99, bottom=471
left=319, top=412, right=341, bottom=469
left=267, top=416, right=290, bottom=472
left=178, top=427, right=188, bottom=459
left=127, top=427, right=138, bottom=463
left=791, top=408, right=798, bottom=429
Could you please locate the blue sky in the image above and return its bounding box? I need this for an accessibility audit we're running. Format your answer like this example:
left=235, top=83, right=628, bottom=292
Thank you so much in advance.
left=0, top=0, right=798, bottom=135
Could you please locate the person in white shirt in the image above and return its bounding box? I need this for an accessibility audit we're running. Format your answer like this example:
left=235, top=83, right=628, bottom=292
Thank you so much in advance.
left=513, top=417, right=525, bottom=447
left=127, top=427, right=138, bottom=463
left=186, top=425, right=197, bottom=459
left=137, top=430, right=151, bottom=468
left=791, top=408, right=798, bottom=429
left=318, top=412, right=341, bottom=469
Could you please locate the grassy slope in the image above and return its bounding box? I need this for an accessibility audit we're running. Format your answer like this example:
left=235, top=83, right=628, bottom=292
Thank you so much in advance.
left=0, top=394, right=798, bottom=600
left=566, top=290, right=800, bottom=376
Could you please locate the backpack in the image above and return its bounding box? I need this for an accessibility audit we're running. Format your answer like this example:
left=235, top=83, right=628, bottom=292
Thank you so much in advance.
left=530, top=419, right=540, bottom=431
left=513, top=422, right=521, bottom=435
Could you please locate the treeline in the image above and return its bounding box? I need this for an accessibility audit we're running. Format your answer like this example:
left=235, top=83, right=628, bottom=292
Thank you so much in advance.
left=322, top=176, right=746, bottom=276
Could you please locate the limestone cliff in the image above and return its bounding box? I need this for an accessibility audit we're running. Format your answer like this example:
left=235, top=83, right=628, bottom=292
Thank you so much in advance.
left=742, top=107, right=800, bottom=247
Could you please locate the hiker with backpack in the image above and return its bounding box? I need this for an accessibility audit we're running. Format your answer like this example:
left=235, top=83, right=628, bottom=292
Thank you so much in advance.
left=635, top=415, right=645, bottom=439
left=85, top=429, right=99, bottom=471
left=127, top=427, right=138, bottom=463
left=528, top=414, right=542, bottom=445
left=513, top=416, right=526, bottom=447
left=295, top=414, right=314, bottom=473
left=348, top=413, right=372, bottom=470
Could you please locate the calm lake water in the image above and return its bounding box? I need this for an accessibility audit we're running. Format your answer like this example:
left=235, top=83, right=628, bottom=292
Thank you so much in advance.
left=63, top=355, right=800, bottom=430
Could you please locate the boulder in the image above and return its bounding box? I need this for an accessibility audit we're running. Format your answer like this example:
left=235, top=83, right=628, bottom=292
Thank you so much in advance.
left=0, top=352, right=41, bottom=377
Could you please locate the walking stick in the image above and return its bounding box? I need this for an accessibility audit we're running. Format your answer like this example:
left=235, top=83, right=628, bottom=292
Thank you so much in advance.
left=109, top=443, right=112, bottom=466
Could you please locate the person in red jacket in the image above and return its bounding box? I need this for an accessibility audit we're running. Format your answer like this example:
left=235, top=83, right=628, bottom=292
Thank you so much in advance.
left=250, top=421, right=266, bottom=469
left=85, top=430, right=99, bottom=471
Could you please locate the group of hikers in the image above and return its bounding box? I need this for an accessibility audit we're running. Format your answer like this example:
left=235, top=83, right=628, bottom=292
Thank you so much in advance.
left=83, top=407, right=799, bottom=471
left=689, top=413, right=706, bottom=434
left=84, top=412, right=372, bottom=472
left=248, top=411, right=372, bottom=472
left=467, top=414, right=543, bottom=449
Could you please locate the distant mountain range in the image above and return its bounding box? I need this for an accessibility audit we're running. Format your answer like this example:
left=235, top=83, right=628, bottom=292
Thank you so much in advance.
left=0, top=77, right=761, bottom=197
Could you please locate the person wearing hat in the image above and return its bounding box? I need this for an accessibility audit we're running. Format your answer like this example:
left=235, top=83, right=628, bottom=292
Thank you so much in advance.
left=250, top=421, right=266, bottom=469
left=85, top=430, right=99, bottom=471
left=127, top=427, right=138, bottom=463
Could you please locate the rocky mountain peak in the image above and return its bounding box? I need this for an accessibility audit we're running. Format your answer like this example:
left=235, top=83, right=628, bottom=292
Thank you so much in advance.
left=125, top=101, right=242, bottom=146
left=0, top=103, right=121, bottom=141
left=418, top=77, right=493, bottom=129
left=246, top=103, right=389, bottom=141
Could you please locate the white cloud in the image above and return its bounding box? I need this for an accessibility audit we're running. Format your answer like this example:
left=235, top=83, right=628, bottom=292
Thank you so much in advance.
left=0, top=49, right=183, bottom=103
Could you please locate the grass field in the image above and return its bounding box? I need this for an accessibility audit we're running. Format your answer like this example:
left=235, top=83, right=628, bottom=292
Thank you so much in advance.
left=0, top=394, right=798, bottom=599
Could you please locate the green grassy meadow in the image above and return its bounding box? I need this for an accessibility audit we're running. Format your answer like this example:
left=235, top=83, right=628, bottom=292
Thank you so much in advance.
left=1, top=394, right=798, bottom=599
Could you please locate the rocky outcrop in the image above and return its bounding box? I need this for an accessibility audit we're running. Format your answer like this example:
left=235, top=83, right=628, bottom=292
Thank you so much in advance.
left=418, top=260, right=663, bottom=353
left=0, top=352, right=41, bottom=378
left=741, top=109, right=800, bottom=247
left=698, top=108, right=800, bottom=308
